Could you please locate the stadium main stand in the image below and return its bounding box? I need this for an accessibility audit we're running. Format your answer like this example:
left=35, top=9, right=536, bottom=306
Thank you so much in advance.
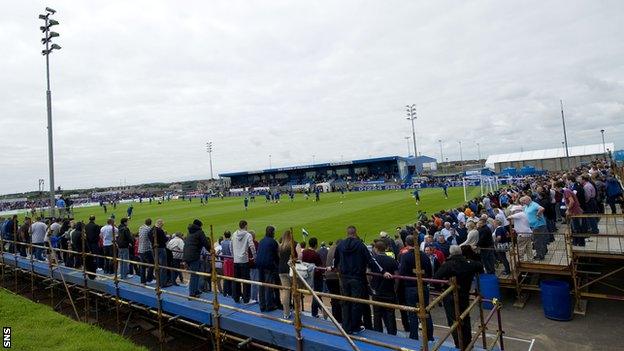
left=219, top=155, right=437, bottom=188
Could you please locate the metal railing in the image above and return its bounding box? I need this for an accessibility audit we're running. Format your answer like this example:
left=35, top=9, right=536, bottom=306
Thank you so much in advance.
left=0, top=226, right=505, bottom=351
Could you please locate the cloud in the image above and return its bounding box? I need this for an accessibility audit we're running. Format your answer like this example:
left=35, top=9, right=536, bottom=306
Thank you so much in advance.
left=0, top=0, right=623, bottom=194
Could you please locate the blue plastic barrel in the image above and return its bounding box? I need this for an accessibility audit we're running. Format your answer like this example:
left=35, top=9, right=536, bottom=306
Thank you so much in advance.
left=540, top=280, right=572, bottom=321
left=478, top=274, right=500, bottom=310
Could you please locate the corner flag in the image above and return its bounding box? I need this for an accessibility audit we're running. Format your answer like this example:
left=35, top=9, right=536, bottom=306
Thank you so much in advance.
left=302, top=228, right=309, bottom=241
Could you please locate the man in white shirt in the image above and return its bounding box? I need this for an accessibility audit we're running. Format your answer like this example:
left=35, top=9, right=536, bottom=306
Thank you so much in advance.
left=507, top=205, right=533, bottom=261
left=440, top=222, right=459, bottom=245
left=494, top=208, right=510, bottom=228
left=420, top=235, right=434, bottom=252
left=440, top=222, right=452, bottom=240
left=100, top=218, right=118, bottom=274
left=30, top=218, right=47, bottom=261
left=456, top=209, right=466, bottom=225
left=49, top=219, right=61, bottom=238
left=166, top=233, right=185, bottom=285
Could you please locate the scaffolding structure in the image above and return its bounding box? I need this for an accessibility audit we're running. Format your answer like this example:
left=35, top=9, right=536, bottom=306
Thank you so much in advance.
left=496, top=213, right=624, bottom=312
left=0, top=226, right=504, bottom=351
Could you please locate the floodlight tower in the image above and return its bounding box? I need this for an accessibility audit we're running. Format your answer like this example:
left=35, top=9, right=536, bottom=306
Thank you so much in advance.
left=39, top=7, right=61, bottom=217
left=600, top=129, right=606, bottom=154
left=405, top=104, right=418, bottom=159
left=438, top=139, right=444, bottom=164
left=458, top=140, right=464, bottom=173
left=206, top=141, right=214, bottom=179
left=560, top=100, right=571, bottom=169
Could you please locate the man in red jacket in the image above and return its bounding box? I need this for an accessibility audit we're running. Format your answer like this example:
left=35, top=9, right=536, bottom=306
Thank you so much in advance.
left=302, top=237, right=324, bottom=318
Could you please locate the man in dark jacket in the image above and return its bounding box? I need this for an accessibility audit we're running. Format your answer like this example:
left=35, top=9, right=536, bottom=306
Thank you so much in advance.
left=84, top=215, right=101, bottom=279
left=183, top=219, right=211, bottom=298
left=70, top=221, right=84, bottom=269
left=5, top=215, right=18, bottom=254
left=255, top=225, right=280, bottom=312
left=476, top=218, right=495, bottom=274
left=17, top=217, right=31, bottom=257
left=371, top=240, right=398, bottom=335
left=151, top=219, right=170, bottom=287
left=333, top=226, right=391, bottom=335
left=116, top=218, right=134, bottom=279
left=399, top=242, right=434, bottom=341
left=434, top=245, right=484, bottom=350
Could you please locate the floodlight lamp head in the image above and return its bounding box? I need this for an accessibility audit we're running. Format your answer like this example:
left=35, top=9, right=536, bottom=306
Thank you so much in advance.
left=45, top=7, right=56, bottom=14
left=50, top=43, right=61, bottom=50
left=49, top=31, right=59, bottom=38
left=41, top=49, right=50, bottom=55
left=39, top=14, right=48, bottom=20
left=40, top=26, right=47, bottom=32
left=49, top=19, right=59, bottom=26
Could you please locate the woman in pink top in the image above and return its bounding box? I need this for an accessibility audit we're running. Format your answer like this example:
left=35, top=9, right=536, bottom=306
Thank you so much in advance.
left=556, top=181, right=584, bottom=246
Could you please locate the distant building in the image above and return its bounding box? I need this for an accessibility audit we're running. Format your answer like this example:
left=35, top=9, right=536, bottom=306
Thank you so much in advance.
left=406, top=155, right=438, bottom=173
left=219, top=155, right=437, bottom=188
left=485, top=143, right=614, bottom=172
left=168, top=183, right=183, bottom=190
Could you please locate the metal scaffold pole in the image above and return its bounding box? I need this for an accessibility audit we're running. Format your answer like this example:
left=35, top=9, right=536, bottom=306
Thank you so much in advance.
left=289, top=227, right=303, bottom=351
left=209, top=225, right=222, bottom=351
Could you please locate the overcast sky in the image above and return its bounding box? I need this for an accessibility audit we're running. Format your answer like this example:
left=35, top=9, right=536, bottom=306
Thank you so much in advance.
left=1, top=1, right=623, bottom=194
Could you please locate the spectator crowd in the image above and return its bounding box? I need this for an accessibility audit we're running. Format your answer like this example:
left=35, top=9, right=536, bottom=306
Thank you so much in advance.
left=1, top=159, right=622, bottom=349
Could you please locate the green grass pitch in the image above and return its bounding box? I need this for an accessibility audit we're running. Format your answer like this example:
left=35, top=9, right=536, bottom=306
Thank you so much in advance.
left=0, top=289, right=146, bottom=351
left=67, top=186, right=479, bottom=243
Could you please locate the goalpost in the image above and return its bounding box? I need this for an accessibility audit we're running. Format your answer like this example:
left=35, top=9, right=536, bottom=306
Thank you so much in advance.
left=463, top=175, right=499, bottom=201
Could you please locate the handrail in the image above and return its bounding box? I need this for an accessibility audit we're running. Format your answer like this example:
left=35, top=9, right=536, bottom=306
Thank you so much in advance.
left=1, top=236, right=505, bottom=351
left=292, top=262, right=359, bottom=350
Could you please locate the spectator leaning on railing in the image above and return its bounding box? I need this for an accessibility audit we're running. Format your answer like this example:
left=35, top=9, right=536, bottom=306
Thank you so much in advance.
left=166, top=232, right=185, bottom=286
left=434, top=245, right=483, bottom=349
left=138, top=218, right=154, bottom=284
left=332, top=225, right=391, bottom=335
left=398, top=238, right=434, bottom=341
left=183, top=219, right=211, bottom=298
left=255, top=225, right=280, bottom=312
left=231, top=220, right=256, bottom=304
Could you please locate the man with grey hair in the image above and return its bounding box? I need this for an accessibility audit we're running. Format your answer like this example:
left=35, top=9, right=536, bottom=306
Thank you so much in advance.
left=434, top=245, right=483, bottom=349
left=448, top=244, right=462, bottom=256
left=508, top=205, right=532, bottom=261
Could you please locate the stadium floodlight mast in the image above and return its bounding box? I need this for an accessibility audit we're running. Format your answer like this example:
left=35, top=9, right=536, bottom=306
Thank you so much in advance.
left=438, top=139, right=443, bottom=165
left=458, top=140, right=464, bottom=173
left=405, top=104, right=418, bottom=161
left=405, top=136, right=412, bottom=157
left=269, top=154, right=272, bottom=168
left=206, top=142, right=214, bottom=179
left=600, top=129, right=606, bottom=154
left=475, top=142, right=481, bottom=166
left=39, top=7, right=61, bottom=217
left=560, top=100, right=571, bottom=170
